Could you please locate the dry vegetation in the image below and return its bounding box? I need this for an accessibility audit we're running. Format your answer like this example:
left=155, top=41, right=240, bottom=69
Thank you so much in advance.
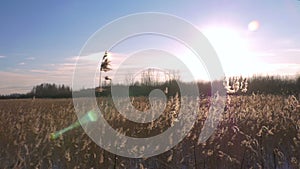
left=0, top=94, right=300, bottom=168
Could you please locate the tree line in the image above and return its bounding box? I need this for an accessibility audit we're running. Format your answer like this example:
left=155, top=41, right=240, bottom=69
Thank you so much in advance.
left=0, top=75, right=299, bottom=99
left=92, top=75, right=300, bottom=98
left=0, top=83, right=72, bottom=99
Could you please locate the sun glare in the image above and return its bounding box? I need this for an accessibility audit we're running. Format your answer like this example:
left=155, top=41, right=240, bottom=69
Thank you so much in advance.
left=202, top=26, right=262, bottom=77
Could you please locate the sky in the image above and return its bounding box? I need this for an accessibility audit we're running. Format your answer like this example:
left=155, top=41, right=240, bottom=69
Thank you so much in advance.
left=0, top=0, right=300, bottom=94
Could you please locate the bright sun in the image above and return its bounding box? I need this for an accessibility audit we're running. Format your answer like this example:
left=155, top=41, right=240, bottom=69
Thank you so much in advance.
left=202, top=26, right=261, bottom=77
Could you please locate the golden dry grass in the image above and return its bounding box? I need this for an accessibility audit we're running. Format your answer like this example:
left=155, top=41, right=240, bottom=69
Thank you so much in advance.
left=0, top=94, right=299, bottom=168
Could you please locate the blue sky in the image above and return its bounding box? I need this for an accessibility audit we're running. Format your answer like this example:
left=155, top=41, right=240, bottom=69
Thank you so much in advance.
left=0, top=0, right=300, bottom=94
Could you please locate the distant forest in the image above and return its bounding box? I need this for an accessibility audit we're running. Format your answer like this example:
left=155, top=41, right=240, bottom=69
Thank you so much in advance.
left=0, top=83, right=72, bottom=99
left=1, top=75, right=300, bottom=99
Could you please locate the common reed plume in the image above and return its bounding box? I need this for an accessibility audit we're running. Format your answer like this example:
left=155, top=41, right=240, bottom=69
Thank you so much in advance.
left=223, top=77, right=248, bottom=94
left=98, top=51, right=112, bottom=91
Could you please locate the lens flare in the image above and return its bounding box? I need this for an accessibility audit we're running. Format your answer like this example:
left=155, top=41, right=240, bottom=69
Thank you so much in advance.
left=50, top=110, right=98, bottom=140
left=248, top=20, right=260, bottom=32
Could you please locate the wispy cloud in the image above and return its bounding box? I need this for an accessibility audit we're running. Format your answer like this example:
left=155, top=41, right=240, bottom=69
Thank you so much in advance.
left=0, top=56, right=78, bottom=94
left=0, top=51, right=127, bottom=94
left=30, top=69, right=53, bottom=74
left=1, top=50, right=300, bottom=95
left=256, top=47, right=300, bottom=64
left=0, top=55, right=6, bottom=59
left=263, top=63, right=300, bottom=76
left=26, top=57, right=35, bottom=60
left=0, top=71, right=44, bottom=95
left=0, top=66, right=74, bottom=95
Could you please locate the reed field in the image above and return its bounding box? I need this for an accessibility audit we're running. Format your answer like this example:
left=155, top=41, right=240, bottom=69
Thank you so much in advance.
left=0, top=94, right=299, bottom=169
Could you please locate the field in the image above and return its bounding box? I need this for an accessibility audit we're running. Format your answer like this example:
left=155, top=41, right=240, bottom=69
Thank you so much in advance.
left=0, top=94, right=300, bottom=169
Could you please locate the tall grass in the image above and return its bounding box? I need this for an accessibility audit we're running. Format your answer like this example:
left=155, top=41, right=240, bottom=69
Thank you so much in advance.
left=0, top=94, right=299, bottom=168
